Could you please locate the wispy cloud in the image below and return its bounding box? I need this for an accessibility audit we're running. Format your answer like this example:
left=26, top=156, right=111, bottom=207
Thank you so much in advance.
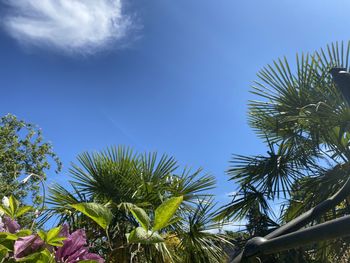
left=2, top=0, right=132, bottom=54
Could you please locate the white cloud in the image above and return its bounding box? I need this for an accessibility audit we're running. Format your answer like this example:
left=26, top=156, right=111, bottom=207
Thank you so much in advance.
left=2, top=0, right=131, bottom=54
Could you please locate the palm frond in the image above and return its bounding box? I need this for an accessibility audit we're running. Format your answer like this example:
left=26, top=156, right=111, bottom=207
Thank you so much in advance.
left=282, top=163, right=350, bottom=222
left=177, top=198, right=232, bottom=263
left=215, top=184, right=271, bottom=221
left=249, top=42, right=349, bottom=149
left=39, top=182, right=90, bottom=227
left=168, top=168, right=216, bottom=203
left=69, top=146, right=139, bottom=203
left=227, top=138, right=316, bottom=200
left=139, top=152, right=178, bottom=182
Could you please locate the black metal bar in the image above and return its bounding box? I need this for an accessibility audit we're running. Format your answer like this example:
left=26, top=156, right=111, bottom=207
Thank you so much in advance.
left=232, top=177, right=350, bottom=262
left=249, top=215, right=350, bottom=256
left=265, top=176, right=350, bottom=239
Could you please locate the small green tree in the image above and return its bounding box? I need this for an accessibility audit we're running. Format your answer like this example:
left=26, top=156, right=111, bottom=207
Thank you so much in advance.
left=45, top=146, right=229, bottom=262
left=0, top=114, right=62, bottom=205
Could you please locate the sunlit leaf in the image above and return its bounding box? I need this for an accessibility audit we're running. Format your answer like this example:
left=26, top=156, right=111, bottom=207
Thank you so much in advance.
left=154, top=196, right=183, bottom=231
left=128, top=227, right=164, bottom=244
left=70, top=202, right=113, bottom=229
left=15, top=206, right=33, bottom=218
left=130, top=206, right=150, bottom=231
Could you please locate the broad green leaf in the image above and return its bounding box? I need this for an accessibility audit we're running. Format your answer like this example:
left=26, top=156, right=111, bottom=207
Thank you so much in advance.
left=37, top=230, right=46, bottom=242
left=128, top=227, right=147, bottom=243
left=0, top=239, right=14, bottom=252
left=0, top=206, right=12, bottom=218
left=0, top=244, right=9, bottom=260
left=45, top=227, right=66, bottom=247
left=9, top=196, right=19, bottom=218
left=130, top=206, right=150, bottom=231
left=15, top=248, right=54, bottom=262
left=16, top=206, right=33, bottom=218
left=0, top=232, right=17, bottom=252
left=47, top=237, right=66, bottom=247
left=70, top=203, right=113, bottom=230
left=0, top=232, right=18, bottom=241
left=16, top=229, right=32, bottom=237
left=128, top=227, right=164, bottom=244
left=47, top=227, right=61, bottom=241
left=153, top=196, right=183, bottom=231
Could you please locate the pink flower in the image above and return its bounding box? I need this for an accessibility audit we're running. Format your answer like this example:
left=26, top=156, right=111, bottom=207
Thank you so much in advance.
left=14, top=234, right=45, bottom=259
left=1, top=216, right=20, bottom=233
left=55, top=224, right=104, bottom=263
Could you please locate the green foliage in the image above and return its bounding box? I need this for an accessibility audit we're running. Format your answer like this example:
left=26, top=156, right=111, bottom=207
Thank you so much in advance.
left=70, top=202, right=113, bottom=230
left=128, top=227, right=164, bottom=244
left=130, top=206, right=151, bottom=231
left=0, top=244, right=8, bottom=260
left=154, top=196, right=183, bottom=231
left=127, top=196, right=183, bottom=244
left=0, top=196, right=33, bottom=219
left=0, top=232, right=18, bottom=241
left=45, top=146, right=226, bottom=262
left=215, top=185, right=271, bottom=222
left=37, top=227, right=66, bottom=247
left=220, top=41, right=350, bottom=261
left=177, top=198, right=232, bottom=263
left=15, top=249, right=55, bottom=263
left=0, top=114, right=61, bottom=205
left=16, top=230, right=32, bottom=237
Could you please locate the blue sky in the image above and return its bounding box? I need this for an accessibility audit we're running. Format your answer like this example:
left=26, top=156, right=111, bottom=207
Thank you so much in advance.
left=1, top=0, right=350, bottom=210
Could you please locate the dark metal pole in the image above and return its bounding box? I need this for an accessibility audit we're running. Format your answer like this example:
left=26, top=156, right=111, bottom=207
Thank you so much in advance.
left=265, top=177, right=350, bottom=239
left=232, top=177, right=350, bottom=263
left=244, top=215, right=350, bottom=256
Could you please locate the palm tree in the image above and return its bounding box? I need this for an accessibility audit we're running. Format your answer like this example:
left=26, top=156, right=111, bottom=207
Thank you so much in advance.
left=44, top=146, right=229, bottom=262
left=218, top=41, right=350, bottom=262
